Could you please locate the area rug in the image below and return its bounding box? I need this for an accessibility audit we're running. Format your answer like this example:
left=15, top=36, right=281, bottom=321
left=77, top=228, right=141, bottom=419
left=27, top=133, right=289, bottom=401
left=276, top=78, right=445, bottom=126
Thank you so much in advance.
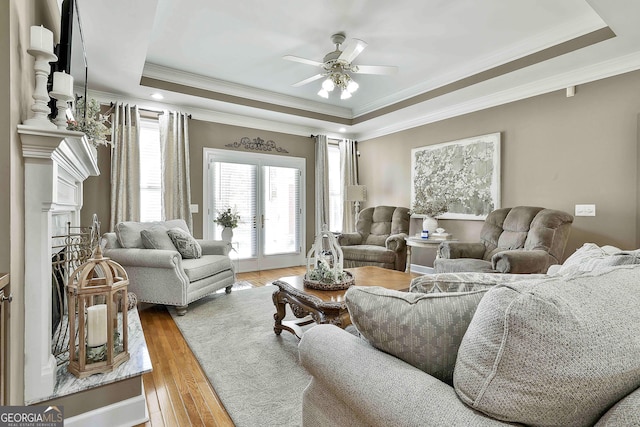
left=170, top=284, right=309, bottom=427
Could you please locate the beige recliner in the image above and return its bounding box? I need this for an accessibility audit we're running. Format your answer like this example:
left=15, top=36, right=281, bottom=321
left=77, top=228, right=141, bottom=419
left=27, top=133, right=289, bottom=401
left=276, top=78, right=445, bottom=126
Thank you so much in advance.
left=338, top=206, right=410, bottom=271
left=434, top=206, right=574, bottom=274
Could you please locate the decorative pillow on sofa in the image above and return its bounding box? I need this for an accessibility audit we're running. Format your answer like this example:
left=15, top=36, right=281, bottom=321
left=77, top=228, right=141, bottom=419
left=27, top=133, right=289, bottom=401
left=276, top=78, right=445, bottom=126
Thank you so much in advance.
left=453, top=264, right=640, bottom=426
left=409, top=272, right=548, bottom=293
left=167, top=227, right=202, bottom=259
left=115, top=219, right=190, bottom=248
left=140, top=225, right=178, bottom=251
left=345, top=286, right=488, bottom=385
left=548, top=242, right=640, bottom=276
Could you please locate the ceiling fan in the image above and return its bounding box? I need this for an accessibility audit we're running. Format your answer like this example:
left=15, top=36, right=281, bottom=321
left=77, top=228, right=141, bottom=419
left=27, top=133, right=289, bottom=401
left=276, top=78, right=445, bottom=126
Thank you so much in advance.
left=283, top=32, right=398, bottom=99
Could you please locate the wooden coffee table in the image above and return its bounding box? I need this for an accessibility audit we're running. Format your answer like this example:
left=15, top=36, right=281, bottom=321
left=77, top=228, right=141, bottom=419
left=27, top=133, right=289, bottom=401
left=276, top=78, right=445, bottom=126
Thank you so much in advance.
left=272, top=266, right=418, bottom=338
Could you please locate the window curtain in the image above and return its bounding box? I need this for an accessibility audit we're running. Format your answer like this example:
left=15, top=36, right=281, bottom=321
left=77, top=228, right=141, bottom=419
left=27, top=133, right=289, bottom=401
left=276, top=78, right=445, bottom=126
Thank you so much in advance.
left=110, top=103, right=141, bottom=231
left=159, top=110, right=193, bottom=232
left=340, top=139, right=358, bottom=232
left=315, top=135, right=330, bottom=234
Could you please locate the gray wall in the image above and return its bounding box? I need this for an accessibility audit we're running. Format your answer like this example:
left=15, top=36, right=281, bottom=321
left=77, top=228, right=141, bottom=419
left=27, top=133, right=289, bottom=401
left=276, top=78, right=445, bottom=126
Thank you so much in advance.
left=83, top=121, right=317, bottom=252
left=358, top=69, right=640, bottom=265
left=188, top=121, right=315, bottom=249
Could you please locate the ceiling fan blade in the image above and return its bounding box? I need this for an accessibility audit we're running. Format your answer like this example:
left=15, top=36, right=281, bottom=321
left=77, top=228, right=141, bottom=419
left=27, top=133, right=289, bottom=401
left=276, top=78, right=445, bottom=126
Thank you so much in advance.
left=292, top=74, right=324, bottom=87
left=283, top=55, right=323, bottom=67
left=352, top=65, right=399, bottom=75
left=338, top=39, right=368, bottom=63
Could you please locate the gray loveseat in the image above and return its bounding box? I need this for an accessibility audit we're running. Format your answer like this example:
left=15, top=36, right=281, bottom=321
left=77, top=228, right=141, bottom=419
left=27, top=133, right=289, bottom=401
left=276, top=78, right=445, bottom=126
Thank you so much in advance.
left=299, top=244, right=640, bottom=426
left=102, top=219, right=235, bottom=315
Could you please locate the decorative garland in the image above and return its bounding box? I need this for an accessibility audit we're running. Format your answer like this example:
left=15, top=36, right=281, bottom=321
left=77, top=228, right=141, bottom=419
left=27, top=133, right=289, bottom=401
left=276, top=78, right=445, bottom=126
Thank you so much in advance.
left=225, top=136, right=289, bottom=153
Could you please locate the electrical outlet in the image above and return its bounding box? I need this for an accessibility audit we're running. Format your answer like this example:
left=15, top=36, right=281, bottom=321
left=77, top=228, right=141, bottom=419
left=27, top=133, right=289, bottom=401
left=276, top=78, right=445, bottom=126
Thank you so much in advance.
left=190, top=204, right=199, bottom=213
left=575, top=204, right=596, bottom=216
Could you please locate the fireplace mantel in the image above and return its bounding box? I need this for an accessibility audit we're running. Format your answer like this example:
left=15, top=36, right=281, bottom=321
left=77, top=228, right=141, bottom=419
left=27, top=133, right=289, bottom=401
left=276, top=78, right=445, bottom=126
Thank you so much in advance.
left=18, top=125, right=100, bottom=402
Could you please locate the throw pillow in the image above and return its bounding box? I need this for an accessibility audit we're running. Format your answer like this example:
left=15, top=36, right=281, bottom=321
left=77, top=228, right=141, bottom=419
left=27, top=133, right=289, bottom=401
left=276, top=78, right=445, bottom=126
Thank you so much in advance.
left=167, top=227, right=202, bottom=259
left=453, top=265, right=640, bottom=426
left=409, top=272, right=548, bottom=293
left=140, top=225, right=178, bottom=251
left=345, top=286, right=488, bottom=385
left=551, top=243, right=639, bottom=276
left=115, top=219, right=190, bottom=248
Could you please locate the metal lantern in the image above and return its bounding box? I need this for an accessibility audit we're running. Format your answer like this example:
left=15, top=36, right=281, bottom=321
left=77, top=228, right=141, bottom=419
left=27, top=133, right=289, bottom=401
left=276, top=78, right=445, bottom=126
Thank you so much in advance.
left=304, top=225, right=354, bottom=290
left=67, top=245, right=130, bottom=378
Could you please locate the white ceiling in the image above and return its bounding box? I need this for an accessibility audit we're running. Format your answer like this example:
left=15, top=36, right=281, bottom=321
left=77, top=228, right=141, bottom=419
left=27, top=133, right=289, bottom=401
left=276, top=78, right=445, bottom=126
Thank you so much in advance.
left=71, top=0, right=640, bottom=140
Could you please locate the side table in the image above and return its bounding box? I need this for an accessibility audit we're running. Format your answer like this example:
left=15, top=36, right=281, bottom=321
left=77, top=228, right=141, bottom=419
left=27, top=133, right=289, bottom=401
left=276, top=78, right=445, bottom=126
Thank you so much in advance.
left=405, top=236, right=457, bottom=273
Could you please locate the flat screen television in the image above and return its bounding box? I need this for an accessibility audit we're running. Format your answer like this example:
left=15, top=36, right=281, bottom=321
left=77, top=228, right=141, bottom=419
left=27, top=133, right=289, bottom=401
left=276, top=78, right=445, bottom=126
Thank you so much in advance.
left=49, top=0, right=88, bottom=120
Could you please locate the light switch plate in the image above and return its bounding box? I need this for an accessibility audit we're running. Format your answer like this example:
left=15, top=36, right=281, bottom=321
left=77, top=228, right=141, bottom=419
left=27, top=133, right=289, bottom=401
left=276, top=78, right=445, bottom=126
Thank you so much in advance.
left=190, top=204, right=199, bottom=213
left=575, top=204, right=596, bottom=216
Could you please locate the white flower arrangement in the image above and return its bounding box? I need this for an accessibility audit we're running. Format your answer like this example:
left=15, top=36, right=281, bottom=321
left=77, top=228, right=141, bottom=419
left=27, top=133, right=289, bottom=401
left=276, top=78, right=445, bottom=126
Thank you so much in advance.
left=67, top=98, right=111, bottom=147
left=308, top=258, right=348, bottom=284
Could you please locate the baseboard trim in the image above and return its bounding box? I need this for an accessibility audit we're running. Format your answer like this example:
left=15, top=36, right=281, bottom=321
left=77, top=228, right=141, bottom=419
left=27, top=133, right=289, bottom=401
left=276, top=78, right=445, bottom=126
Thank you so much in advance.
left=410, top=264, right=434, bottom=275
left=64, top=391, right=148, bottom=427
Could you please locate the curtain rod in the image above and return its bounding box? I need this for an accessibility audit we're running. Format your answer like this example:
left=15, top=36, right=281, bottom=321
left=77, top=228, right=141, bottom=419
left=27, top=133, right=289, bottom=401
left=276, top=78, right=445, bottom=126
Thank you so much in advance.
left=108, top=102, right=192, bottom=119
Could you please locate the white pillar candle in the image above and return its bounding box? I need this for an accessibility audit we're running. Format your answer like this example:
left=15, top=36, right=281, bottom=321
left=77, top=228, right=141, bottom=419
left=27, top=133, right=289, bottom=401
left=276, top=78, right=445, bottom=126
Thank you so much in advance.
left=29, top=25, right=54, bottom=54
left=52, top=71, right=73, bottom=97
left=86, top=304, right=108, bottom=347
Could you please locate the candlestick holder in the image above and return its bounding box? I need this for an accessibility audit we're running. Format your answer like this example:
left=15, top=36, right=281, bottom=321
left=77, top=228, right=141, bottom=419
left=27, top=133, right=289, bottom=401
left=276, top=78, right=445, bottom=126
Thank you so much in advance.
left=49, top=91, right=73, bottom=130
left=23, top=47, right=57, bottom=129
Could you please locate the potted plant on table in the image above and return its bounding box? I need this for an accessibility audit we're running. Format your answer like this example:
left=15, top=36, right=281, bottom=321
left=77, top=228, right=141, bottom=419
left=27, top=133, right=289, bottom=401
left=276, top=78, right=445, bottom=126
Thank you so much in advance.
left=214, top=207, right=240, bottom=242
left=410, top=192, right=451, bottom=236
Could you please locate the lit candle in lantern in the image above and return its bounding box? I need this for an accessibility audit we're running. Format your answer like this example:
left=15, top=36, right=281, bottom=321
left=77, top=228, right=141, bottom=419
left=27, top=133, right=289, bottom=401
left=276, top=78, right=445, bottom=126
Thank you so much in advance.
left=29, top=25, right=54, bottom=54
left=52, top=71, right=74, bottom=98
left=86, top=304, right=108, bottom=347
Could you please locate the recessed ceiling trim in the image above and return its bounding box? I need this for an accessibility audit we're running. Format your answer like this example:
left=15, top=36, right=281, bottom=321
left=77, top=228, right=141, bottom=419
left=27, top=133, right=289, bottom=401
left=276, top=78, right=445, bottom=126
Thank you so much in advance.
left=142, top=63, right=352, bottom=118
left=140, top=76, right=353, bottom=126
left=356, top=48, right=640, bottom=141
left=353, top=26, right=616, bottom=124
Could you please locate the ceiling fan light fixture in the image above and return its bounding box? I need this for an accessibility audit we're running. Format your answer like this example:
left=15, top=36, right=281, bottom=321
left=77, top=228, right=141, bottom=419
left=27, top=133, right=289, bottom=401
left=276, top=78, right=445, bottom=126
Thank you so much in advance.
left=340, top=89, right=352, bottom=100
left=347, top=80, right=359, bottom=93
left=318, top=88, right=330, bottom=99
left=322, top=78, right=335, bottom=92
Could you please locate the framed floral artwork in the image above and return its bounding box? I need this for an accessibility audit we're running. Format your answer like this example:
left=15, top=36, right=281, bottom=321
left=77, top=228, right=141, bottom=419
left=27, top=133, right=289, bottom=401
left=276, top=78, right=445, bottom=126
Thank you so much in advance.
left=411, top=132, right=501, bottom=220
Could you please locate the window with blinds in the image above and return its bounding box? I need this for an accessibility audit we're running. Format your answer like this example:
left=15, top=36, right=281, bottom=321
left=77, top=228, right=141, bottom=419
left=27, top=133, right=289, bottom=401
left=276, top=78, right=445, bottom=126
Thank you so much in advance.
left=212, top=161, right=258, bottom=259
left=139, top=118, right=161, bottom=222
left=207, top=149, right=304, bottom=269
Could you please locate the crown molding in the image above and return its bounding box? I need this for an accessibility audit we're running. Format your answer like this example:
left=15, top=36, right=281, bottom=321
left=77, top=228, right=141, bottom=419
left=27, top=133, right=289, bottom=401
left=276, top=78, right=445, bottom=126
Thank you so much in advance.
left=356, top=50, right=640, bottom=141
left=142, top=63, right=352, bottom=119
left=353, top=22, right=611, bottom=117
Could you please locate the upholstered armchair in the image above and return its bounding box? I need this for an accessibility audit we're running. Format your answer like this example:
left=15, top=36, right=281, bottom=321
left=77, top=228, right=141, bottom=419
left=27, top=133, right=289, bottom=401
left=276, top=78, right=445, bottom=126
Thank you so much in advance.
left=338, top=206, right=410, bottom=271
left=434, top=206, right=574, bottom=274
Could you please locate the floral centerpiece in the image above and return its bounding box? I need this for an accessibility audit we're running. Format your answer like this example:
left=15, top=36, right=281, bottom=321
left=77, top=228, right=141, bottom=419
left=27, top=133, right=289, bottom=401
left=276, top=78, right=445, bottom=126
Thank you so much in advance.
left=308, top=258, right=349, bottom=284
left=410, top=197, right=450, bottom=217
left=304, top=226, right=354, bottom=290
left=214, top=207, right=240, bottom=229
left=411, top=190, right=456, bottom=236
left=214, top=207, right=240, bottom=242
left=66, top=98, right=111, bottom=147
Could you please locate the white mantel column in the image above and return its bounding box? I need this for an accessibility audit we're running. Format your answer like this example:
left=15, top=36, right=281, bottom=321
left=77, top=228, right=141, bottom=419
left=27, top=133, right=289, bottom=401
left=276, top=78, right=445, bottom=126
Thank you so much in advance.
left=18, top=125, right=99, bottom=403
left=23, top=154, right=58, bottom=403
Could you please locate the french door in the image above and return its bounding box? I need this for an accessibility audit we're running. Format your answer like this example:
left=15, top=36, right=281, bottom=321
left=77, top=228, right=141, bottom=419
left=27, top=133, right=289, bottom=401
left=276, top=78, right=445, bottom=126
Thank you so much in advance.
left=204, top=148, right=305, bottom=272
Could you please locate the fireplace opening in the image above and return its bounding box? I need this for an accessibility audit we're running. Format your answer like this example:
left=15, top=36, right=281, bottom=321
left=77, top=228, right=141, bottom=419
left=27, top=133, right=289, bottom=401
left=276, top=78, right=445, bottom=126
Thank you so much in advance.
left=51, top=221, right=97, bottom=364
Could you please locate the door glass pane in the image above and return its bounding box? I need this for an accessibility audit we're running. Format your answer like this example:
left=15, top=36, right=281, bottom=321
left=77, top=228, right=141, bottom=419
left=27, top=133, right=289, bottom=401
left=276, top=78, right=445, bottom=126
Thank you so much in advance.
left=212, top=161, right=257, bottom=259
left=263, top=166, right=300, bottom=256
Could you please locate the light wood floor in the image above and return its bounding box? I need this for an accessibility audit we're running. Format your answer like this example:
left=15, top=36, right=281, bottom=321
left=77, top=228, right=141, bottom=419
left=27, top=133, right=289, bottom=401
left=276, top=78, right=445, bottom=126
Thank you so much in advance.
left=135, top=266, right=305, bottom=427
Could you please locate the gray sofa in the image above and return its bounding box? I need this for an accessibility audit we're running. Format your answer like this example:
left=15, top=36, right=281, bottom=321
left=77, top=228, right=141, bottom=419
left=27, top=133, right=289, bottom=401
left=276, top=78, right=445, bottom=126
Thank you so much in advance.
left=102, top=219, right=235, bottom=315
left=299, top=244, right=640, bottom=426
